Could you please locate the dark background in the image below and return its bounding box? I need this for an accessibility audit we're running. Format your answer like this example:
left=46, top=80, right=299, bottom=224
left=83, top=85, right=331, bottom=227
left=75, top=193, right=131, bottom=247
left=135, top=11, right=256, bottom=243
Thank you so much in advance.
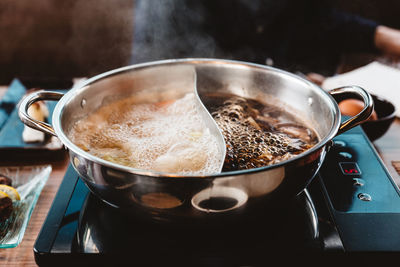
left=0, top=0, right=399, bottom=88
left=0, top=0, right=134, bottom=88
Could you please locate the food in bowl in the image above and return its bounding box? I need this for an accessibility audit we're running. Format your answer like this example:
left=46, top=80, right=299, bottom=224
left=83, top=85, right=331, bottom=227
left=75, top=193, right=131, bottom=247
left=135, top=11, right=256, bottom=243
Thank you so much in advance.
left=69, top=90, right=319, bottom=174
left=0, top=174, right=20, bottom=222
left=338, top=94, right=396, bottom=141
left=338, top=99, right=378, bottom=121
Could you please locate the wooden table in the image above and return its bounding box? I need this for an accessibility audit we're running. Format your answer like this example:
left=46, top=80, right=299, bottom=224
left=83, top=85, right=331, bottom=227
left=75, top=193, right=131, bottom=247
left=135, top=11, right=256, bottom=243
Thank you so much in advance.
left=374, top=118, right=400, bottom=186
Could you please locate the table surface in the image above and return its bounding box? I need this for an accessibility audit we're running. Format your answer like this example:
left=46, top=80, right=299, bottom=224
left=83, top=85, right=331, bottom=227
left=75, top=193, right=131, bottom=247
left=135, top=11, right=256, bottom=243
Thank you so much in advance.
left=0, top=80, right=400, bottom=267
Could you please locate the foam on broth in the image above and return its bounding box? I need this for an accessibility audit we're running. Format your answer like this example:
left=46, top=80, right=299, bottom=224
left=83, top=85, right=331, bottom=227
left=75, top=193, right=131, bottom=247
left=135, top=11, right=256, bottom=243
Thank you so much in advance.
left=69, top=93, right=223, bottom=175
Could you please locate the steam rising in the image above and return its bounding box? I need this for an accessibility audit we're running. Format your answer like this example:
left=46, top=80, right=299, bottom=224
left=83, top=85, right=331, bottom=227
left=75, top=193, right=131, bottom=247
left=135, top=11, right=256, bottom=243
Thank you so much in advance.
left=132, top=0, right=220, bottom=63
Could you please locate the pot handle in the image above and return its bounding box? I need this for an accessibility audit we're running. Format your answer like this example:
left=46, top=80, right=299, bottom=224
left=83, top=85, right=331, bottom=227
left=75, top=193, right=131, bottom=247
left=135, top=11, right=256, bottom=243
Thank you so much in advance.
left=18, top=90, right=64, bottom=137
left=328, top=85, right=374, bottom=136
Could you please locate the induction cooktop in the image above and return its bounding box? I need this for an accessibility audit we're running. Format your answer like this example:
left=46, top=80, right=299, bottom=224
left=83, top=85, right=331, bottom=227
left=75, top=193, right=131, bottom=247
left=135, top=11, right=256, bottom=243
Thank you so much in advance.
left=34, top=125, right=400, bottom=266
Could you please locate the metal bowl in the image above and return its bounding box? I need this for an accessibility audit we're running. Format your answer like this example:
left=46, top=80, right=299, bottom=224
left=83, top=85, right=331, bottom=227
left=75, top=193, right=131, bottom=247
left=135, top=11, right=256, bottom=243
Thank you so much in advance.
left=18, top=59, right=373, bottom=224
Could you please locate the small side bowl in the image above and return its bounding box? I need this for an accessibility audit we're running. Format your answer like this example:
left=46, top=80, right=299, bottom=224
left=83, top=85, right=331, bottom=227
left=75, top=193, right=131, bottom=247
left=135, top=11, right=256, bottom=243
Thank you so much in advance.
left=361, top=94, right=396, bottom=141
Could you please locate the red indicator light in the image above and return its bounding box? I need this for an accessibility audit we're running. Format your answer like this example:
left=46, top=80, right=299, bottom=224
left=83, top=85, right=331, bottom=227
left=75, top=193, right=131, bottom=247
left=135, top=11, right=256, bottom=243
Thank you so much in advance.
left=339, top=162, right=362, bottom=175
left=344, top=168, right=358, bottom=174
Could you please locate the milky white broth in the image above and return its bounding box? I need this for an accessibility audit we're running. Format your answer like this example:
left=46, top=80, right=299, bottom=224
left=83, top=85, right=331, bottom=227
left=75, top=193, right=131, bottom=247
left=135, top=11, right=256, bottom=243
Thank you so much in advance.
left=69, top=93, right=222, bottom=175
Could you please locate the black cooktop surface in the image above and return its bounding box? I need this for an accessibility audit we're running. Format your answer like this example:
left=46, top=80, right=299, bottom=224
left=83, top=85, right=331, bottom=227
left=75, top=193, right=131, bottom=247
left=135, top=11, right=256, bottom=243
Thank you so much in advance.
left=34, top=166, right=331, bottom=266
left=34, top=126, right=400, bottom=266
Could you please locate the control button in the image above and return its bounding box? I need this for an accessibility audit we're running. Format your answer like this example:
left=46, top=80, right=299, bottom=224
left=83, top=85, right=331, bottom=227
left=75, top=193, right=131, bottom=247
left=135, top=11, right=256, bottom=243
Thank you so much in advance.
left=339, top=162, right=362, bottom=175
left=353, top=178, right=365, bottom=186
left=334, top=140, right=346, bottom=147
left=358, top=193, right=372, bottom=201
left=338, top=152, right=352, bottom=159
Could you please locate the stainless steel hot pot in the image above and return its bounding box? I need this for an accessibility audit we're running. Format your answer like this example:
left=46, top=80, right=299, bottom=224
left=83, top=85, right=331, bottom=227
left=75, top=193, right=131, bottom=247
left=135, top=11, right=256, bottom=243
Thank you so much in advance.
left=19, top=59, right=373, bottom=224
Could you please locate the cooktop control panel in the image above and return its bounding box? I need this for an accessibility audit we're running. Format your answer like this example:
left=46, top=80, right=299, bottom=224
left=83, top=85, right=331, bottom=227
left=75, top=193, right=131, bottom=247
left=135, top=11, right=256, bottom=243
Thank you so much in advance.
left=319, top=129, right=400, bottom=213
left=317, top=125, right=400, bottom=251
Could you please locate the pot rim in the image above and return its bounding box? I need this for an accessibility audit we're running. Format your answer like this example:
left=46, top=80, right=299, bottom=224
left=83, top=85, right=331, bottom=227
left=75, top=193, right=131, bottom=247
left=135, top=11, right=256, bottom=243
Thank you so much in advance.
left=52, top=58, right=341, bottom=179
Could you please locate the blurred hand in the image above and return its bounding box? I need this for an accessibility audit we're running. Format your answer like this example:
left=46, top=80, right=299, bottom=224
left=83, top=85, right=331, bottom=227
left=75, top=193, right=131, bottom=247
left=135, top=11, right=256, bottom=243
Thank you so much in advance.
left=375, top=25, right=400, bottom=60
left=305, top=72, right=326, bottom=86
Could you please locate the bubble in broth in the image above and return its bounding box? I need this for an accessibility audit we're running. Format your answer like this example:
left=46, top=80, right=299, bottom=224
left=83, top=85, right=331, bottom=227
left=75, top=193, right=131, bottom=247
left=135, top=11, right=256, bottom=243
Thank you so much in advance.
left=203, top=94, right=319, bottom=172
left=69, top=93, right=223, bottom=175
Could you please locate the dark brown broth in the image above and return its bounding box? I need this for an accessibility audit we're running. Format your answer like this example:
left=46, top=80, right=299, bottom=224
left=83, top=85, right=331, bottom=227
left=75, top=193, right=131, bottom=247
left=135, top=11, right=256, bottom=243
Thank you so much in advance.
left=201, top=93, right=319, bottom=171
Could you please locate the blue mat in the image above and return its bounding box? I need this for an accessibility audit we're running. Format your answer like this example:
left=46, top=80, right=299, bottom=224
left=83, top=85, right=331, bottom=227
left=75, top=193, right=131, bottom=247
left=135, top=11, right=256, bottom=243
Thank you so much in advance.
left=0, top=79, right=61, bottom=150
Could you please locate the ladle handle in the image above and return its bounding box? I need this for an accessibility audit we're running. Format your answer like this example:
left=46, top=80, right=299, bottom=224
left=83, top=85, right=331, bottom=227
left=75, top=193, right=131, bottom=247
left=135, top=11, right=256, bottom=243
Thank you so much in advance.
left=329, top=85, right=374, bottom=136
left=18, top=90, right=64, bottom=137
